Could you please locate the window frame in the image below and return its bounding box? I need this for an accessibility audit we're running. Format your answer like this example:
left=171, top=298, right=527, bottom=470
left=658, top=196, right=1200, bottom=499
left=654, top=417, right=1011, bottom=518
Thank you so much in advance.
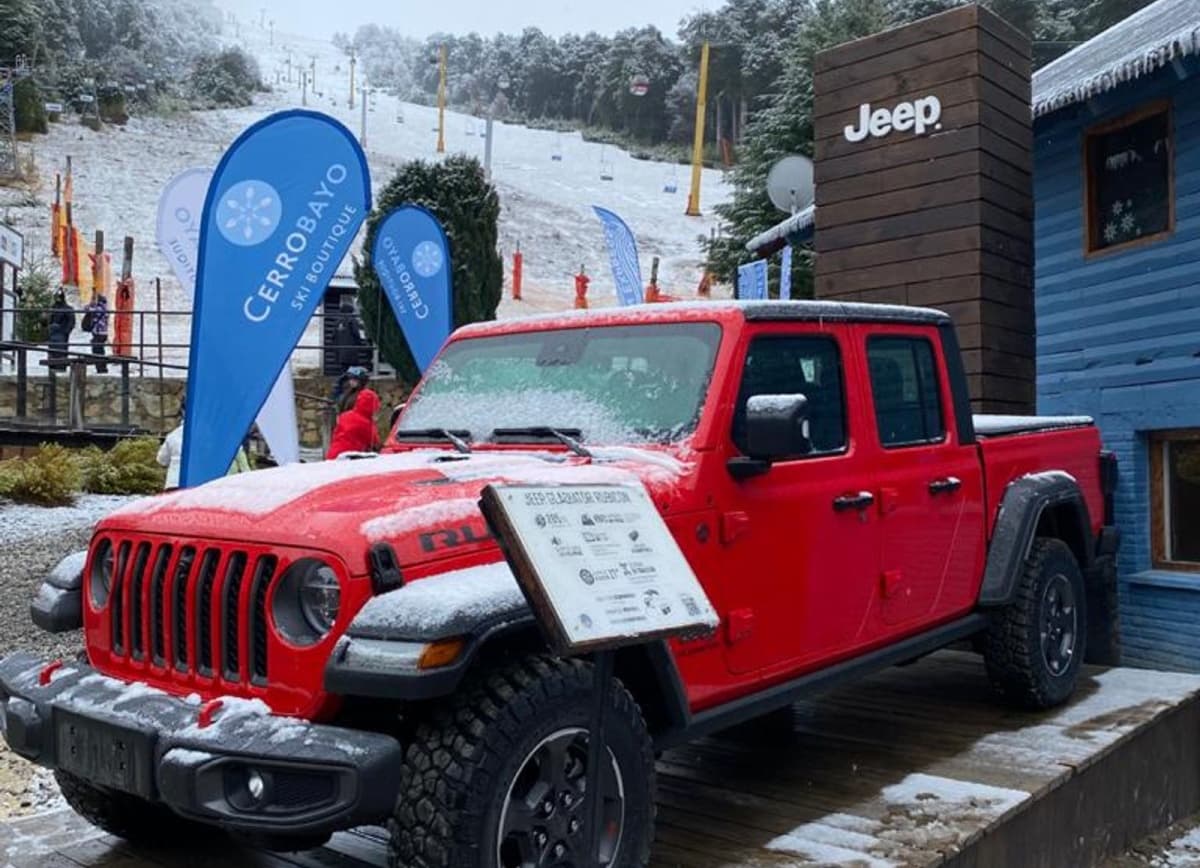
left=1083, top=98, right=1175, bottom=258
left=731, top=332, right=850, bottom=462
left=1149, top=429, right=1200, bottom=573
left=865, top=334, right=948, bottom=450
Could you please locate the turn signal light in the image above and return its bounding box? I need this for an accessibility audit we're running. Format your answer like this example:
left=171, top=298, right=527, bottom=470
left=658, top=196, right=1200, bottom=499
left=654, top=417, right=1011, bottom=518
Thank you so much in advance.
left=418, top=638, right=465, bottom=670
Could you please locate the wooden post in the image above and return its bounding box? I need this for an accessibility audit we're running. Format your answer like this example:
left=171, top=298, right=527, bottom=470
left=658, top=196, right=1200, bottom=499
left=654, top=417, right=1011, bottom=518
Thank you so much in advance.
left=685, top=41, right=710, bottom=217
left=121, top=236, right=133, bottom=280
left=93, top=230, right=104, bottom=301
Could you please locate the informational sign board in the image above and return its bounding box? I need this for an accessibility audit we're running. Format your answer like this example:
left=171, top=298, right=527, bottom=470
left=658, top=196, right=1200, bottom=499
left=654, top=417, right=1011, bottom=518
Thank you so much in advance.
left=0, top=225, right=23, bottom=269
left=481, top=483, right=719, bottom=655
left=44, top=102, right=64, bottom=114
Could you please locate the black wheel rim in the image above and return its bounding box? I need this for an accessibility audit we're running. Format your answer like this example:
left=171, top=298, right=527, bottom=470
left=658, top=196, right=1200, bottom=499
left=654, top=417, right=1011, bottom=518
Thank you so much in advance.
left=1040, top=573, right=1077, bottom=677
left=496, top=726, right=624, bottom=868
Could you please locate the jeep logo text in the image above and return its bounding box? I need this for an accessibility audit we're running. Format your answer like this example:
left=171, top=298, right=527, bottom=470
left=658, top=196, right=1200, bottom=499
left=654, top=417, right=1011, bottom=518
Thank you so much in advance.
left=844, top=95, right=942, bottom=142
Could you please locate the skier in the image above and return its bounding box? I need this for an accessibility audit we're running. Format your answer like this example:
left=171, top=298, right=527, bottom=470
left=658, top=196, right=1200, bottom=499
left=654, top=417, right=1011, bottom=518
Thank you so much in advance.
left=327, top=388, right=381, bottom=459
left=47, top=289, right=76, bottom=370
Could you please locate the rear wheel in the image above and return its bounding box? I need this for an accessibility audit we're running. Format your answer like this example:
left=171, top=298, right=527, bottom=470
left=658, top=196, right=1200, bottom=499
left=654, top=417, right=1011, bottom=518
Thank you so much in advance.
left=389, top=655, right=655, bottom=868
left=984, top=537, right=1087, bottom=709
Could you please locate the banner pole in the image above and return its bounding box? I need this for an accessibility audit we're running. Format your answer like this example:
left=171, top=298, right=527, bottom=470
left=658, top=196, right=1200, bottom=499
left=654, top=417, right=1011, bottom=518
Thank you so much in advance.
left=685, top=41, right=710, bottom=218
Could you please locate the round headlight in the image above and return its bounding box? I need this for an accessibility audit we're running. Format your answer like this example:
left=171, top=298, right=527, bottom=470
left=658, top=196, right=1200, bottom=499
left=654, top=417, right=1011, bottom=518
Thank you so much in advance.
left=272, top=559, right=341, bottom=646
left=89, top=539, right=114, bottom=609
left=300, top=564, right=341, bottom=634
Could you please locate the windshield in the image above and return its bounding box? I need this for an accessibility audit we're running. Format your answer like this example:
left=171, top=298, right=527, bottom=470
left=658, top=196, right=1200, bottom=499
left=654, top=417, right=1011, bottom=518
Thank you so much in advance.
left=396, top=323, right=722, bottom=445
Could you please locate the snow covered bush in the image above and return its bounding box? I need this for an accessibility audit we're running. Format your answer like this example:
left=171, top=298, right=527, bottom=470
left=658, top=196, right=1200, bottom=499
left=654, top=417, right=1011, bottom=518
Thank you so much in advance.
left=354, top=156, right=503, bottom=385
left=76, top=438, right=165, bottom=495
left=15, top=263, right=53, bottom=344
left=187, top=48, right=262, bottom=109
left=0, top=445, right=82, bottom=507
left=14, top=78, right=48, bottom=135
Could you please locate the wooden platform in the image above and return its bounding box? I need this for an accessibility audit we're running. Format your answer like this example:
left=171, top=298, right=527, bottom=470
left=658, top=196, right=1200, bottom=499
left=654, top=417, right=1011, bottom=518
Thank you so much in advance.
left=5, top=651, right=1199, bottom=868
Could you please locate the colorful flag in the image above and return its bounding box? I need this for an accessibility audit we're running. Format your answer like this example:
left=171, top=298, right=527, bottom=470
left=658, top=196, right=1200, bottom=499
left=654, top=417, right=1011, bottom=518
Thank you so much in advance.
left=371, top=205, right=453, bottom=373
left=181, top=110, right=370, bottom=487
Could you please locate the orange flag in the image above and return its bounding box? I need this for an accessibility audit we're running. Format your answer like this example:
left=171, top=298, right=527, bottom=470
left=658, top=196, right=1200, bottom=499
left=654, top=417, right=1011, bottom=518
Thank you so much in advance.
left=50, top=203, right=60, bottom=258
left=77, top=233, right=93, bottom=299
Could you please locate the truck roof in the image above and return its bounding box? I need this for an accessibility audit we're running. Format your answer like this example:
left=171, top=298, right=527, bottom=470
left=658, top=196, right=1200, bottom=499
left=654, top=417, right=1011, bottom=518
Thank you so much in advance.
left=456, top=300, right=952, bottom=340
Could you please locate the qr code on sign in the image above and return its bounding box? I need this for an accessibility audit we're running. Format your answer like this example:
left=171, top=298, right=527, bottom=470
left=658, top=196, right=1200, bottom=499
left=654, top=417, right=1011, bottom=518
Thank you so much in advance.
left=681, top=595, right=700, bottom=617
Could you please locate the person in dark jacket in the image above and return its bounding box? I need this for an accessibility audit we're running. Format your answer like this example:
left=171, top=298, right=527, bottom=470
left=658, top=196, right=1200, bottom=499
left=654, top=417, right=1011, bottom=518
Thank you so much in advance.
left=82, top=293, right=109, bottom=373
left=326, top=388, right=381, bottom=459
left=47, top=289, right=75, bottom=370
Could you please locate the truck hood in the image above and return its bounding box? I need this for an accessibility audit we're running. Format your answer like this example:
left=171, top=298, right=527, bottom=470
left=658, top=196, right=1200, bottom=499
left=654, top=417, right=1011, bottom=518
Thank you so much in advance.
left=101, top=448, right=695, bottom=574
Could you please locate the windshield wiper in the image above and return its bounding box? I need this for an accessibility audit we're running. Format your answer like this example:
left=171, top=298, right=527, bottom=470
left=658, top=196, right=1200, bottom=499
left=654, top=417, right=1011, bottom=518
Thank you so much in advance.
left=491, top=426, right=593, bottom=459
left=393, top=428, right=473, bottom=454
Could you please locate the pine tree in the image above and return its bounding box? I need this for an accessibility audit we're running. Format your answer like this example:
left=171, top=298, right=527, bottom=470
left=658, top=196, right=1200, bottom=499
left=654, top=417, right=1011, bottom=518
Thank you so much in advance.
left=705, top=0, right=890, bottom=294
left=354, top=156, right=503, bottom=386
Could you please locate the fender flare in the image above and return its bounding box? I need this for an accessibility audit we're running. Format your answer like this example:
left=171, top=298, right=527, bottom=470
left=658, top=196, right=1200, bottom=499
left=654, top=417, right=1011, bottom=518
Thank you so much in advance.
left=978, top=472, right=1094, bottom=607
left=324, top=595, right=692, bottom=742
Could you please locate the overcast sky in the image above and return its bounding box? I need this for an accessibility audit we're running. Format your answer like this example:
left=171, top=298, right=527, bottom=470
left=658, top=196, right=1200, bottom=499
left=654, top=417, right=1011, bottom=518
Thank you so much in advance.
left=224, top=0, right=724, bottom=41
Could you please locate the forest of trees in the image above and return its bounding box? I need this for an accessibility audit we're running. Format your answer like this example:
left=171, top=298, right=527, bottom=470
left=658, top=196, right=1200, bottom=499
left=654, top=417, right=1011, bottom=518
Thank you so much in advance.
left=0, top=0, right=260, bottom=120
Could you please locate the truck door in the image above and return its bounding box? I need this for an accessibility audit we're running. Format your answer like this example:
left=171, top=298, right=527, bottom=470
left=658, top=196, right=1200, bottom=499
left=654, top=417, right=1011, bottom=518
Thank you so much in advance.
left=856, top=326, right=986, bottom=630
left=715, top=325, right=882, bottom=676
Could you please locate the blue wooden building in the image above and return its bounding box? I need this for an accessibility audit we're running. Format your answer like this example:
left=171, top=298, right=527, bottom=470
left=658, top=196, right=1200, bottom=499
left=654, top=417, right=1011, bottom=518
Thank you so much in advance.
left=1032, top=0, right=1200, bottom=669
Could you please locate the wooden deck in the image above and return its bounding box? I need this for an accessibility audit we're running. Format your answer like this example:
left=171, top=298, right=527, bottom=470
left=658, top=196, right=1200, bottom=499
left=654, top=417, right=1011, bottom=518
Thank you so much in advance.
left=5, top=651, right=1200, bottom=868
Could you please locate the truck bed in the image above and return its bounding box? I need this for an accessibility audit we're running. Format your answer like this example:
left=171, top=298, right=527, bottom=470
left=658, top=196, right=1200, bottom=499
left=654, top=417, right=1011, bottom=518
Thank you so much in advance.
left=973, top=414, right=1094, bottom=437
left=974, top=419, right=1106, bottom=539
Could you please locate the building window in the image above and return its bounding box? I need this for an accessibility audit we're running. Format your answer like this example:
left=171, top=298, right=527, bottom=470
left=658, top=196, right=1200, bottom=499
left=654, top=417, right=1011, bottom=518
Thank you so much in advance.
left=866, top=336, right=945, bottom=448
left=1085, top=100, right=1173, bottom=254
left=1151, top=431, right=1200, bottom=571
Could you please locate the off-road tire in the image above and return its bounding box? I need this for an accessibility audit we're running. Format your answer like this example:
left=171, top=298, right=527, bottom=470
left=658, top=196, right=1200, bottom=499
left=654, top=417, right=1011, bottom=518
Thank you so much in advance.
left=984, top=537, right=1087, bottom=709
left=389, top=655, right=656, bottom=868
left=55, top=770, right=211, bottom=844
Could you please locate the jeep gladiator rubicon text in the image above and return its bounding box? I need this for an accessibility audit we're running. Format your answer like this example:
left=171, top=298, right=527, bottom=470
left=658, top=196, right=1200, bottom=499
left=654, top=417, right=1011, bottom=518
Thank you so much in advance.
left=1, top=301, right=1118, bottom=868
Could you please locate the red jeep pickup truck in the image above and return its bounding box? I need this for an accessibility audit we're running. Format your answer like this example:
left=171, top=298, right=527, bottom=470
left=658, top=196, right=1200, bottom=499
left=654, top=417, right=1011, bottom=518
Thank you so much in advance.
left=2, top=301, right=1118, bottom=868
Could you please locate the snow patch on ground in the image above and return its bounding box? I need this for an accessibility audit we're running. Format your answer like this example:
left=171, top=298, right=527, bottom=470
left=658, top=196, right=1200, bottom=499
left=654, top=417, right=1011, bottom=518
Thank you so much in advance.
left=0, top=496, right=133, bottom=546
left=360, top=497, right=481, bottom=542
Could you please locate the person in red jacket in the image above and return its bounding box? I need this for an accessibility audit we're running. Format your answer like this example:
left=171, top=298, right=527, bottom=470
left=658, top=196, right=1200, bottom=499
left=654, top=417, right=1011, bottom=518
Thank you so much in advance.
left=326, top=388, right=381, bottom=459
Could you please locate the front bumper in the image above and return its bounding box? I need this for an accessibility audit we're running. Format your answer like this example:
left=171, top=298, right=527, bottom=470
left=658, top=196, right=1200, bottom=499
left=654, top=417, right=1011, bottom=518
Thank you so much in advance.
left=0, top=652, right=403, bottom=839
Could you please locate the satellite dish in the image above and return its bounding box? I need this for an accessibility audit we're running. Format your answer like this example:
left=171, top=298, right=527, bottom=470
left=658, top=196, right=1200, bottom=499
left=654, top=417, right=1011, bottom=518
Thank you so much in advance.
left=766, top=155, right=814, bottom=214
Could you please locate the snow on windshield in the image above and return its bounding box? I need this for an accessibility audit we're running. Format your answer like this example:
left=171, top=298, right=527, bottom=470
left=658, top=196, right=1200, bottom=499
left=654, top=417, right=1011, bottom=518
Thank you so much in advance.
left=399, top=323, right=722, bottom=445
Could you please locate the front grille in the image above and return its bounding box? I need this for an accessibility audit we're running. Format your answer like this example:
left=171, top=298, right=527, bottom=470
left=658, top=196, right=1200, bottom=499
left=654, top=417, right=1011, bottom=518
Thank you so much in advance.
left=99, top=537, right=278, bottom=688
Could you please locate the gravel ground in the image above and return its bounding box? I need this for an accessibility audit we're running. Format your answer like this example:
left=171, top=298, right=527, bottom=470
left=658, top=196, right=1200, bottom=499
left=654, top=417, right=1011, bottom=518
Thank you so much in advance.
left=1105, top=815, right=1200, bottom=867
left=0, top=496, right=132, bottom=820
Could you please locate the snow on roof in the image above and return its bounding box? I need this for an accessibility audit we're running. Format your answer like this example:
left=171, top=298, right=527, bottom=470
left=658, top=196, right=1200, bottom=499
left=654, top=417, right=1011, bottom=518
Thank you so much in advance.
left=1032, top=0, right=1200, bottom=118
left=746, top=204, right=816, bottom=255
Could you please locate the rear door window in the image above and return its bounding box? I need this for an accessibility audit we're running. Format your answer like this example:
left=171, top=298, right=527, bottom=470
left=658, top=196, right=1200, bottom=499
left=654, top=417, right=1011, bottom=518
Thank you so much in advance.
left=866, top=336, right=945, bottom=448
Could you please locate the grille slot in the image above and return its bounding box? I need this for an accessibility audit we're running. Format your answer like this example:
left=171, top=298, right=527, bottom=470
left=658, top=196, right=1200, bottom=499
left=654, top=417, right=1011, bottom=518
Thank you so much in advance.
left=172, top=547, right=196, bottom=671
left=150, top=545, right=173, bottom=665
left=128, top=543, right=151, bottom=660
left=194, top=550, right=220, bottom=676
left=111, top=541, right=131, bottom=653
left=249, top=556, right=277, bottom=683
left=222, top=555, right=248, bottom=681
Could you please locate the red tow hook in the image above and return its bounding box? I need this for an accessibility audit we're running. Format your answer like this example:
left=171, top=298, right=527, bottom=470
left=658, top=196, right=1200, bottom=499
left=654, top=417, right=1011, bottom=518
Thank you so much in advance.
left=197, top=699, right=225, bottom=729
left=38, top=660, right=64, bottom=686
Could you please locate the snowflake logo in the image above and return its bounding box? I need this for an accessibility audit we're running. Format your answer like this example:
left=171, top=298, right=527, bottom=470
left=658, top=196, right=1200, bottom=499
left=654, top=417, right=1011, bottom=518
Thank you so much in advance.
left=1103, top=222, right=1118, bottom=243
left=412, top=240, right=444, bottom=278
left=217, top=180, right=283, bottom=247
left=1120, top=212, right=1137, bottom=233
left=1111, top=200, right=1124, bottom=216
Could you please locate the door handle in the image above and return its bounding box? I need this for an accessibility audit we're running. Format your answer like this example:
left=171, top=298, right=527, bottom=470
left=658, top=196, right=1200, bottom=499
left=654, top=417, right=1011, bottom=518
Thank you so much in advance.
left=833, top=491, right=875, bottom=512
left=929, top=476, right=963, bottom=495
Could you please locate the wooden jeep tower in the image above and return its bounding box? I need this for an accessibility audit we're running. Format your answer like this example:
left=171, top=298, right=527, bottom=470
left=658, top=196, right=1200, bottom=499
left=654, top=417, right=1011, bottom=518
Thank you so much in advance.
left=812, top=5, right=1034, bottom=414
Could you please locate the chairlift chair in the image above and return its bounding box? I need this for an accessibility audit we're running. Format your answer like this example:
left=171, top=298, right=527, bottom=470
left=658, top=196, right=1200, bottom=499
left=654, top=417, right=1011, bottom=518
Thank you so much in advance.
left=663, top=164, right=679, bottom=194
left=599, top=146, right=614, bottom=181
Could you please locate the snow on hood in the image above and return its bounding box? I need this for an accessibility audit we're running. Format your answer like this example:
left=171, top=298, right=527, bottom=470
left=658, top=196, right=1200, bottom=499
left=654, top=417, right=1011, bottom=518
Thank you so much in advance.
left=105, top=448, right=694, bottom=573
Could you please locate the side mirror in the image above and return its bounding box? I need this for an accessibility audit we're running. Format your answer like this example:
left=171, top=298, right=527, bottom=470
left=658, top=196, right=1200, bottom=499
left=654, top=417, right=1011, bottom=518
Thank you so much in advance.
left=744, top=394, right=812, bottom=461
